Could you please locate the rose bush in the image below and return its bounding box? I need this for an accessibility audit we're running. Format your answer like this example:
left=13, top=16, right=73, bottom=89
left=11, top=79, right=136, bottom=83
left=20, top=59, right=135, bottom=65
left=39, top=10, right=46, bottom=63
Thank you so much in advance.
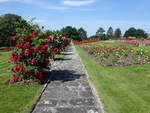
left=10, top=26, right=70, bottom=83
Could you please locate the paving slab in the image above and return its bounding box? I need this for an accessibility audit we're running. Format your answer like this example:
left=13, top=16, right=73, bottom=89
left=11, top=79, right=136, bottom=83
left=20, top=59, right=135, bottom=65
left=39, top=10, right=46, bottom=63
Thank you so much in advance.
left=32, top=44, right=103, bottom=113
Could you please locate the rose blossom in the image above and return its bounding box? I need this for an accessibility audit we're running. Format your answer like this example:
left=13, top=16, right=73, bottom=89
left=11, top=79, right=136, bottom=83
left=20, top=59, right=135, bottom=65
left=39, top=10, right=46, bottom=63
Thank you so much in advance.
left=31, top=47, right=38, bottom=52
left=12, top=36, right=19, bottom=40
left=51, top=48, right=58, bottom=52
left=32, top=31, right=38, bottom=35
left=31, top=59, right=37, bottom=64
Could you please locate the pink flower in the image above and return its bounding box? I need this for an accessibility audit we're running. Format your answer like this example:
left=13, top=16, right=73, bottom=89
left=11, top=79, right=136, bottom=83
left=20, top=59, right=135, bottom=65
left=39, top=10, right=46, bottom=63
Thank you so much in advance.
left=12, top=36, right=19, bottom=40
left=61, top=36, right=66, bottom=40
left=54, top=33, right=58, bottom=37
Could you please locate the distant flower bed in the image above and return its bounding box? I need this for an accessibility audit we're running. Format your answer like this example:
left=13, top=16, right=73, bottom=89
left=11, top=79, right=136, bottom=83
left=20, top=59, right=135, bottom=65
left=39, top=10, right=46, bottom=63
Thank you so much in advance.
left=125, top=40, right=150, bottom=46
left=112, top=38, right=133, bottom=41
left=73, top=40, right=100, bottom=45
left=81, top=44, right=150, bottom=67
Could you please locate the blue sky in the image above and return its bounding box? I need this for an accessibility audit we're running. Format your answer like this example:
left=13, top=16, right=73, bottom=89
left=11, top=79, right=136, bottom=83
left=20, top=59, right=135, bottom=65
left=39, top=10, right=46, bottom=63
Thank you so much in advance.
left=0, top=0, right=150, bottom=36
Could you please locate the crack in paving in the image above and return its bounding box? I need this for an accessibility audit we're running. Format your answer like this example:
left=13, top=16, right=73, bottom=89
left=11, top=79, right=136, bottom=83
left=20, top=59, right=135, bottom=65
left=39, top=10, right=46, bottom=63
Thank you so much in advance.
left=32, top=44, right=103, bottom=113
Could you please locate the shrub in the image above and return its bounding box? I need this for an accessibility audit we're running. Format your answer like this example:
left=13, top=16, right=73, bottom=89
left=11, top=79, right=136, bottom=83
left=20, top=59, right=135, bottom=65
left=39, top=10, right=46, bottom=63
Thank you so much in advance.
left=9, top=25, right=70, bottom=83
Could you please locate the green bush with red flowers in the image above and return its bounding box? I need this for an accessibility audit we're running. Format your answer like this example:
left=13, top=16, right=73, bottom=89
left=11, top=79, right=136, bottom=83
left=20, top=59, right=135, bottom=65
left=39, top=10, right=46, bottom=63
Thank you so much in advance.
left=10, top=25, right=70, bottom=83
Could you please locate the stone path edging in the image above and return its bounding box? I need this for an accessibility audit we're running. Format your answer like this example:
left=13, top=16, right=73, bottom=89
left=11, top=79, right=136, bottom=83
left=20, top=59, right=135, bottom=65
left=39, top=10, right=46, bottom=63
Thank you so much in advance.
left=76, top=45, right=105, bottom=113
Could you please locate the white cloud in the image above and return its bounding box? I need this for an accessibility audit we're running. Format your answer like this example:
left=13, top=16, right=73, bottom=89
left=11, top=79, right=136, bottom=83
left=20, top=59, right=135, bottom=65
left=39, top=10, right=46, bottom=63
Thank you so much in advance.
left=62, top=0, right=96, bottom=6
left=0, top=0, right=68, bottom=11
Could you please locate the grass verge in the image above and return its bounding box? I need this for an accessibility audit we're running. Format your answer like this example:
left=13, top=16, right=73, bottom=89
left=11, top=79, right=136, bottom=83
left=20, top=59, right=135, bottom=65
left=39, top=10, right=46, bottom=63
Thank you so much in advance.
left=76, top=46, right=150, bottom=113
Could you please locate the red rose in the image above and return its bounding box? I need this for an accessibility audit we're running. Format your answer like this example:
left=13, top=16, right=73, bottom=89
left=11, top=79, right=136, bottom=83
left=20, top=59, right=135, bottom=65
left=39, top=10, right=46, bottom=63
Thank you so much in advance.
left=46, top=36, right=52, bottom=40
left=31, top=59, right=37, bottom=64
left=16, top=44, right=23, bottom=48
left=41, top=45, right=48, bottom=50
left=40, top=45, right=48, bottom=53
left=23, top=43, right=30, bottom=49
left=22, top=67, right=26, bottom=73
left=31, top=47, right=38, bottom=52
left=25, top=72, right=31, bottom=77
left=41, top=42, right=46, bottom=45
left=12, top=75, right=20, bottom=82
left=35, top=72, right=45, bottom=81
left=24, top=36, right=32, bottom=41
left=12, top=66, right=20, bottom=72
left=32, top=31, right=38, bottom=35
left=24, top=50, right=31, bottom=57
left=51, top=48, right=58, bottom=52
left=46, top=36, right=53, bottom=43
left=12, top=36, right=19, bottom=40
left=18, top=56, right=22, bottom=61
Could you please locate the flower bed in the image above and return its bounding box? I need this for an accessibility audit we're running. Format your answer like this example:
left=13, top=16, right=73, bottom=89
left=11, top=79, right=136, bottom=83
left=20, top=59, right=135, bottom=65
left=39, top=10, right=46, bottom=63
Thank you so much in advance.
left=81, top=44, right=150, bottom=66
left=125, top=40, right=150, bottom=46
left=73, top=40, right=100, bottom=45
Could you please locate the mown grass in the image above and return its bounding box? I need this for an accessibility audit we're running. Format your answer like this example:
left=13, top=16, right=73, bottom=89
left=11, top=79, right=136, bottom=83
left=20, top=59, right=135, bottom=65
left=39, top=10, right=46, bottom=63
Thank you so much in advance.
left=76, top=44, right=150, bottom=113
left=0, top=51, right=42, bottom=113
left=94, top=41, right=150, bottom=50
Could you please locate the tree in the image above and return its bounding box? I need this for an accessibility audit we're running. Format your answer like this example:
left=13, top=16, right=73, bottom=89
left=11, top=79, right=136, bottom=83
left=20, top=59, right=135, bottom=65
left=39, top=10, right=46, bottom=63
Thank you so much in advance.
left=124, top=27, right=136, bottom=37
left=96, top=27, right=105, bottom=40
left=135, top=29, right=147, bottom=38
left=114, top=28, right=121, bottom=38
left=106, top=27, right=113, bottom=39
left=124, top=27, right=147, bottom=38
left=61, top=26, right=79, bottom=41
left=78, top=27, right=87, bottom=41
left=0, top=13, right=28, bottom=47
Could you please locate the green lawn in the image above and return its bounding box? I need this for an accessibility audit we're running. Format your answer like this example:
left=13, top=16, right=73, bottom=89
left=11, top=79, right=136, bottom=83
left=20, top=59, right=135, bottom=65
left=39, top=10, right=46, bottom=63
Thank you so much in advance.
left=94, top=41, right=150, bottom=50
left=0, top=51, right=42, bottom=113
left=76, top=43, right=150, bottom=113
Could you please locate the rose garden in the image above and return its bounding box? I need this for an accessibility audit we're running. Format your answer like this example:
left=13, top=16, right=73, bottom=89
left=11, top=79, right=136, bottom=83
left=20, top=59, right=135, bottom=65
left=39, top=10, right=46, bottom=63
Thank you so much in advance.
left=0, top=14, right=150, bottom=113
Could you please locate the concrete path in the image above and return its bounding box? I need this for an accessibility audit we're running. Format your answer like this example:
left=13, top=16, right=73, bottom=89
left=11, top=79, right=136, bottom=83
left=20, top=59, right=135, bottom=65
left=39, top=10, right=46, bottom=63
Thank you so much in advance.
left=32, top=44, right=103, bottom=113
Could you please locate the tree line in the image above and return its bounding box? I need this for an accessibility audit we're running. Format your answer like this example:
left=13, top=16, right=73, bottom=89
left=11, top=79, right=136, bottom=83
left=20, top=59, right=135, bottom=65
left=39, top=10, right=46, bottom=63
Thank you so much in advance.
left=0, top=13, right=148, bottom=47
left=89, top=27, right=147, bottom=40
